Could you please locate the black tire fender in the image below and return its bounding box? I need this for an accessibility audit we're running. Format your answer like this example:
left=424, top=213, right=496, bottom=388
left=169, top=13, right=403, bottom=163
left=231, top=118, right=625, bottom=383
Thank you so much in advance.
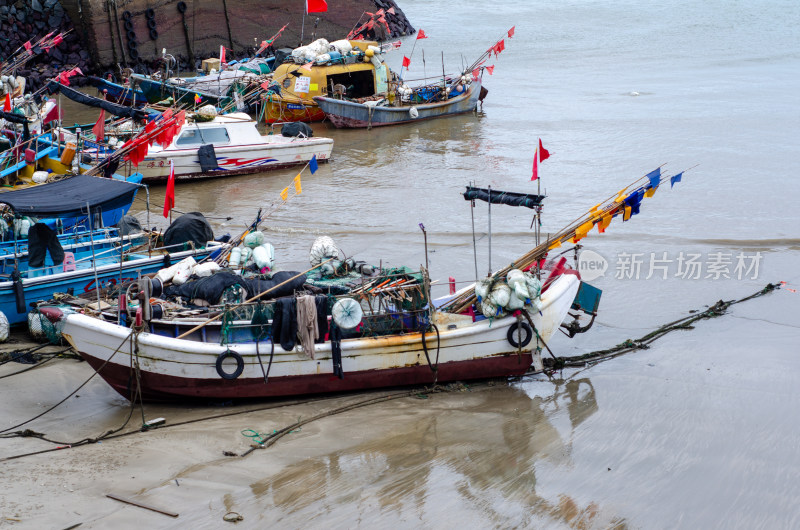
left=127, top=38, right=138, bottom=50
left=507, top=322, right=533, bottom=348
left=145, top=8, right=156, bottom=19
left=124, top=19, right=134, bottom=31
left=149, top=28, right=159, bottom=40
left=128, top=47, right=139, bottom=60
left=122, top=10, right=132, bottom=20
left=147, top=18, right=157, bottom=30
left=216, top=350, right=245, bottom=380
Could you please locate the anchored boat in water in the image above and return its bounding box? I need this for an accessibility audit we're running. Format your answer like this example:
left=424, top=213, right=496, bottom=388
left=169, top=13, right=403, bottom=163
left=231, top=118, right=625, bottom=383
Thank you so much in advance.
left=134, top=112, right=333, bottom=183
left=314, top=77, right=484, bottom=128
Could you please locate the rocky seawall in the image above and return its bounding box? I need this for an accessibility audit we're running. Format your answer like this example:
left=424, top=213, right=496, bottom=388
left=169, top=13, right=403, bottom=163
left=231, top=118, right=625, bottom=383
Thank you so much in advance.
left=1, top=0, right=413, bottom=90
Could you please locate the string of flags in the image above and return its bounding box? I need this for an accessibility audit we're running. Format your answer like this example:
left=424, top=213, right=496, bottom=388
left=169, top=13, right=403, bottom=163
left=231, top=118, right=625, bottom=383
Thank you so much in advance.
left=546, top=167, right=685, bottom=249
left=279, top=155, right=319, bottom=201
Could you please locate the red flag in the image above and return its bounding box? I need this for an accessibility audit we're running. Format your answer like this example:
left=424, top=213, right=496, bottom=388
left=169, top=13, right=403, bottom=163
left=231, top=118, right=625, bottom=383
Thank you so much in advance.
left=472, top=68, right=480, bottom=79
left=387, top=6, right=396, bottom=14
left=3, top=94, right=10, bottom=112
left=306, top=0, right=327, bottom=13
left=485, top=65, right=494, bottom=75
left=417, top=29, right=428, bottom=40
left=531, top=149, right=539, bottom=182
left=538, top=138, right=550, bottom=162
left=508, top=26, right=515, bottom=38
left=163, top=160, right=175, bottom=218
left=220, top=45, right=226, bottom=64
left=402, top=56, right=411, bottom=69
left=43, top=103, right=60, bottom=124
left=493, top=39, right=505, bottom=56
left=23, top=40, right=32, bottom=55
left=92, top=109, right=105, bottom=142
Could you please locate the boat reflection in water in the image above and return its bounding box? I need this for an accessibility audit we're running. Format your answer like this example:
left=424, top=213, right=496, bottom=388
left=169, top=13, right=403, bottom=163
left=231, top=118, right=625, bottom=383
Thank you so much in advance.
left=241, top=377, right=626, bottom=527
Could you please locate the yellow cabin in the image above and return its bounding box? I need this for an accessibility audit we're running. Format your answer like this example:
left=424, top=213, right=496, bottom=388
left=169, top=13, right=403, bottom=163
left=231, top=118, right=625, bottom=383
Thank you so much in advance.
left=265, top=40, right=391, bottom=123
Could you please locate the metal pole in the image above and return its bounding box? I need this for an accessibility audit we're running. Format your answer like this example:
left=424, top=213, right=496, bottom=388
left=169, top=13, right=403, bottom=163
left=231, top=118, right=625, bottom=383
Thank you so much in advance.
left=419, top=223, right=428, bottom=272
left=470, top=195, right=478, bottom=284
left=487, top=185, right=492, bottom=276
left=87, top=202, right=102, bottom=310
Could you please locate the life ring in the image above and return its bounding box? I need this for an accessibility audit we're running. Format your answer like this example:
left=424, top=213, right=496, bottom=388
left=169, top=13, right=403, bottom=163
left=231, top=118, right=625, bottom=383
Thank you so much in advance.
left=147, top=18, right=156, bottom=30
left=216, top=350, right=244, bottom=380
left=145, top=8, right=156, bottom=19
left=123, top=19, right=134, bottom=32
left=507, top=322, right=532, bottom=348
left=177, top=1, right=187, bottom=13
left=122, top=10, right=132, bottom=20
left=149, top=28, right=159, bottom=40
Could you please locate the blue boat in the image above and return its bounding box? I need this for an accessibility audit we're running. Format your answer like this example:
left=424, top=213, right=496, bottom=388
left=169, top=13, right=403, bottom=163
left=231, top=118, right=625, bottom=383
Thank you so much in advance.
left=86, top=76, right=147, bottom=107
left=0, top=175, right=221, bottom=325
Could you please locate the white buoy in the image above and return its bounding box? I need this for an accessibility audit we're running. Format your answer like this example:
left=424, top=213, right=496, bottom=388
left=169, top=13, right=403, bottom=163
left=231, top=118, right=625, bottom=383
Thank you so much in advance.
left=332, top=298, right=363, bottom=330
left=0, top=311, right=9, bottom=343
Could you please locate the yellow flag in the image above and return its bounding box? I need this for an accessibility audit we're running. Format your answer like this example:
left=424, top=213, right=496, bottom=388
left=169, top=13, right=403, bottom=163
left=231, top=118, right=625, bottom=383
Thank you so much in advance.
left=548, top=239, right=562, bottom=250
left=623, top=205, right=632, bottom=221
left=598, top=214, right=612, bottom=233
left=645, top=186, right=657, bottom=198
left=293, top=174, right=302, bottom=194
left=576, top=221, right=593, bottom=238
left=614, top=189, right=627, bottom=203
left=589, top=203, right=601, bottom=213
left=280, top=187, right=289, bottom=201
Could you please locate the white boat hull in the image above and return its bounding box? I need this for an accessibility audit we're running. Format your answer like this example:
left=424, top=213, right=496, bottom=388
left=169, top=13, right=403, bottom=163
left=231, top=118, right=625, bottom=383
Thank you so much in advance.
left=58, top=275, right=580, bottom=401
left=137, top=137, right=333, bottom=183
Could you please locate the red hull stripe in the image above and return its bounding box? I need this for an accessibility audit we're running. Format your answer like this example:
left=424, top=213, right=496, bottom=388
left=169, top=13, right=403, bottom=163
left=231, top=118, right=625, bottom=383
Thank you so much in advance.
left=79, top=352, right=532, bottom=402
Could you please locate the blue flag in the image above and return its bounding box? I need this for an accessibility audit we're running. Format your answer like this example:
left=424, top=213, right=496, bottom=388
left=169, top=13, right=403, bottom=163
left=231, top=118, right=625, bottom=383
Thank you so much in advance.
left=309, top=155, right=318, bottom=174
left=670, top=172, right=683, bottom=188
left=646, top=168, right=661, bottom=188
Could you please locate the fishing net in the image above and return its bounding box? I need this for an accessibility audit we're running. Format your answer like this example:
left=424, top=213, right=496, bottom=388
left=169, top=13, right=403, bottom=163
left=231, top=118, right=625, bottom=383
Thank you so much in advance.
left=28, top=305, right=73, bottom=345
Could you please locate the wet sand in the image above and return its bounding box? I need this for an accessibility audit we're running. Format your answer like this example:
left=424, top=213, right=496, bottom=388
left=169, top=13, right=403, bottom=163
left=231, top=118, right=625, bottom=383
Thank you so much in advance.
left=2, top=286, right=798, bottom=528
left=3, top=0, right=800, bottom=526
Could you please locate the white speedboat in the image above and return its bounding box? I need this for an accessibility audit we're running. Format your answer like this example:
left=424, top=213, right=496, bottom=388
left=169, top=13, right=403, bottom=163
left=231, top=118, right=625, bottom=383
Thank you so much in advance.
left=135, top=113, right=333, bottom=183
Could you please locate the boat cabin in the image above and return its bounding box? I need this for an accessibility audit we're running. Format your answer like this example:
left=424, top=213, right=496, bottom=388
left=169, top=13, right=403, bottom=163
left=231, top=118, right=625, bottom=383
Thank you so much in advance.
left=153, top=113, right=264, bottom=151
left=270, top=41, right=390, bottom=103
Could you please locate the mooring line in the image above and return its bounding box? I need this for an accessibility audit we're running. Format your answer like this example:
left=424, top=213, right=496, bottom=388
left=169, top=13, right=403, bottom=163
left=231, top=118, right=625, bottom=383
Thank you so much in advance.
left=543, top=282, right=781, bottom=370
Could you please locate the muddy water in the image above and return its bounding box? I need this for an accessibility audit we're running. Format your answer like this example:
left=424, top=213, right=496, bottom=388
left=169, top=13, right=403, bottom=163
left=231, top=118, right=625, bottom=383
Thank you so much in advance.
left=3, top=0, right=800, bottom=527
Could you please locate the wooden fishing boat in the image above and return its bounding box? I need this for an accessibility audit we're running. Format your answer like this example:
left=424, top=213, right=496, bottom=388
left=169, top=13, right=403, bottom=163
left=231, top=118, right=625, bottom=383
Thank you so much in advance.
left=135, top=112, right=333, bottom=182
left=264, top=40, right=391, bottom=124
left=314, top=79, right=483, bottom=128
left=0, top=175, right=220, bottom=325
left=50, top=271, right=580, bottom=401
left=131, top=73, right=234, bottom=109
left=86, top=76, right=146, bottom=107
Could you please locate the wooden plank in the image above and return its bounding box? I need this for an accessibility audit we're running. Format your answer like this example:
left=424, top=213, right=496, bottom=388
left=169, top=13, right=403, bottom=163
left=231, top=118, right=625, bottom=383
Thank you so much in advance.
left=105, top=493, right=179, bottom=518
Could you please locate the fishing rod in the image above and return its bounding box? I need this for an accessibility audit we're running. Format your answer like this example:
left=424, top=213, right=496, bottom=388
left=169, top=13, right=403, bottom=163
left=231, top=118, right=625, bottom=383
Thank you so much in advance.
left=464, top=27, right=514, bottom=75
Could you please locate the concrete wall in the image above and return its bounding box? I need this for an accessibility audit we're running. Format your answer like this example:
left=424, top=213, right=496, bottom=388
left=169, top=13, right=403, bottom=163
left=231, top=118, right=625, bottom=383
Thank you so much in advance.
left=61, top=0, right=414, bottom=70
